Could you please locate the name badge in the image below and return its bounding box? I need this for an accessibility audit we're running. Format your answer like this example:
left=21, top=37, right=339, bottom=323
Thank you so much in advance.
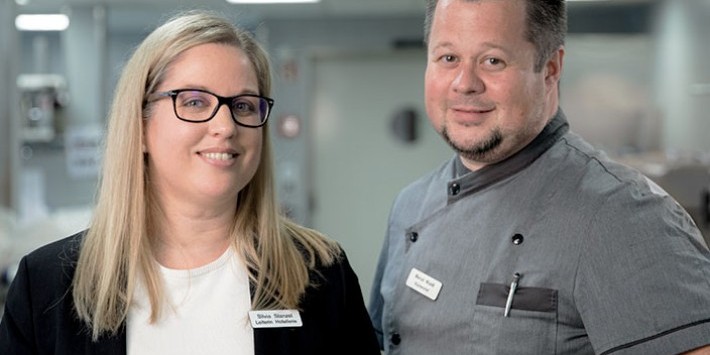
left=248, top=310, right=303, bottom=328
left=406, top=268, right=442, bottom=301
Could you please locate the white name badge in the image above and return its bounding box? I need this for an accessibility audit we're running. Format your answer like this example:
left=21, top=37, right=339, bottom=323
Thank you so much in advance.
left=406, top=268, right=442, bottom=301
left=248, top=310, right=303, bottom=328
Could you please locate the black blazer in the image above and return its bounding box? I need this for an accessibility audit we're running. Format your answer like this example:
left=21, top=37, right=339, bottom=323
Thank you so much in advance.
left=0, top=232, right=380, bottom=354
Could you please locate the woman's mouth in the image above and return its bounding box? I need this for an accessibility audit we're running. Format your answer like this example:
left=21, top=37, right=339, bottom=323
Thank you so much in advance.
left=201, top=152, right=236, bottom=161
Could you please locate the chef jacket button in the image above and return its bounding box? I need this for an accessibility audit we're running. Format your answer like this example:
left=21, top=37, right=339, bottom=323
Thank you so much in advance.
left=512, top=233, right=524, bottom=245
left=408, top=232, right=419, bottom=242
left=390, top=332, right=401, bottom=346
left=449, top=183, right=460, bottom=196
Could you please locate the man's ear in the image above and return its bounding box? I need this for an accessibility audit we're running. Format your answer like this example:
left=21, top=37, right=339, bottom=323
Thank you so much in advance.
left=545, top=46, right=565, bottom=88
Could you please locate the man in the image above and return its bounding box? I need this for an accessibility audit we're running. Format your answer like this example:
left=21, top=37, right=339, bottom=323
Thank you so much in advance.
left=368, top=0, right=710, bottom=354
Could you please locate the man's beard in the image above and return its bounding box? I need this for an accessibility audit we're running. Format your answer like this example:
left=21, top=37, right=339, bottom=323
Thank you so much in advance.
left=442, top=126, right=503, bottom=163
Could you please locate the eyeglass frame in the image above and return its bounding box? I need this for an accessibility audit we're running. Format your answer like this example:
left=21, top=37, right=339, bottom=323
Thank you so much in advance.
left=148, top=88, right=275, bottom=128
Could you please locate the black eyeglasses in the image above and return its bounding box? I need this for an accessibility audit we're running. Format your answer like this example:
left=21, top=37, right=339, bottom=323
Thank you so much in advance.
left=150, top=88, right=274, bottom=128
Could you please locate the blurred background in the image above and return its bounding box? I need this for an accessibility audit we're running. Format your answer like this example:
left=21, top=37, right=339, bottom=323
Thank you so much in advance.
left=1, top=0, right=709, bottom=306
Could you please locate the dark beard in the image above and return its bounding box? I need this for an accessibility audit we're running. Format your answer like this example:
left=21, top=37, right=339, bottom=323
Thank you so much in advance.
left=442, top=127, right=503, bottom=162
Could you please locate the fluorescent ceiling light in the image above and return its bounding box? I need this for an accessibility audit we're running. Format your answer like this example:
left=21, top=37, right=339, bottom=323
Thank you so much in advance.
left=227, top=0, right=320, bottom=3
left=15, top=14, right=70, bottom=31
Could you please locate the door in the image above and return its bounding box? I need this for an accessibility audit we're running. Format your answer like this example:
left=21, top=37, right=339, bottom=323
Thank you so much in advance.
left=311, top=50, right=452, bottom=302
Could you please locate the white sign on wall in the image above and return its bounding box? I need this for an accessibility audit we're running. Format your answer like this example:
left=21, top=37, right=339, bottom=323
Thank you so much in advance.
left=65, top=125, right=103, bottom=179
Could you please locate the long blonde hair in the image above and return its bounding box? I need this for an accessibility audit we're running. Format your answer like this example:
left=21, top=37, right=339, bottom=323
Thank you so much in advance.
left=72, top=10, right=339, bottom=340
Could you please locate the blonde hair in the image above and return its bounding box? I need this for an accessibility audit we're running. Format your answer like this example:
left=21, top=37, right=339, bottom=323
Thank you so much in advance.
left=72, top=10, right=339, bottom=340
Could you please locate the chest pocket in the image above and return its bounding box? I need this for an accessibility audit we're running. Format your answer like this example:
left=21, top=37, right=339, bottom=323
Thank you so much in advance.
left=470, top=283, right=558, bottom=354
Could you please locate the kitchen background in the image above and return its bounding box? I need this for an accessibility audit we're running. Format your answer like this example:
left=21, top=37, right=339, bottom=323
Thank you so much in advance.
left=1, top=0, right=709, bottom=306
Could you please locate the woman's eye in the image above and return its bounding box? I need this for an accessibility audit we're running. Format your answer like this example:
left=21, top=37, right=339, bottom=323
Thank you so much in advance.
left=233, top=100, right=257, bottom=115
left=177, top=92, right=211, bottom=109
left=183, top=99, right=207, bottom=107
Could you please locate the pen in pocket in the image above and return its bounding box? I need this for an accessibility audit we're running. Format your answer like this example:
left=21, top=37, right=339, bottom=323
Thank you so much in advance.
left=504, top=272, right=521, bottom=317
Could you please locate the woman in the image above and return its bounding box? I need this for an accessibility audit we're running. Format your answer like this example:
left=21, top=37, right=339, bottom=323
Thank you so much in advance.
left=0, top=10, right=379, bottom=355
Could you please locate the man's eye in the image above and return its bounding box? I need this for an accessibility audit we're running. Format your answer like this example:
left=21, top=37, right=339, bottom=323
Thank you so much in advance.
left=482, top=57, right=506, bottom=70
left=485, top=57, right=505, bottom=66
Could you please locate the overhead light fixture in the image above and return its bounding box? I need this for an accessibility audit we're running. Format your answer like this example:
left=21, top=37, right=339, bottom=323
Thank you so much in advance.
left=227, top=0, right=320, bottom=3
left=15, top=14, right=70, bottom=31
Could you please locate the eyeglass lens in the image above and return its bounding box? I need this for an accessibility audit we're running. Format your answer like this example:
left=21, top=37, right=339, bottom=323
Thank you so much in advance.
left=174, top=90, right=269, bottom=126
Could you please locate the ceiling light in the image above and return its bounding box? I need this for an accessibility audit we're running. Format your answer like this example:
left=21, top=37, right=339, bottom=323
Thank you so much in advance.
left=15, top=14, right=70, bottom=31
left=227, top=0, right=320, bottom=3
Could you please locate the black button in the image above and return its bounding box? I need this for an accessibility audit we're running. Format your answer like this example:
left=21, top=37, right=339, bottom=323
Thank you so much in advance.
left=449, top=183, right=460, bottom=196
left=512, top=233, right=524, bottom=245
left=390, top=332, right=401, bottom=346
left=408, top=232, right=419, bottom=242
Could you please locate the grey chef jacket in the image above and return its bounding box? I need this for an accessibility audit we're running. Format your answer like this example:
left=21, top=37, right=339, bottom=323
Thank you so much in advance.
left=369, top=110, right=710, bottom=354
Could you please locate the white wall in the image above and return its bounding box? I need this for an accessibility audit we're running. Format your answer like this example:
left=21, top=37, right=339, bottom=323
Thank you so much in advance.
left=0, top=0, right=13, bottom=209
left=561, top=35, right=660, bottom=156
left=63, top=6, right=107, bottom=127
left=0, top=0, right=20, bottom=211
left=653, top=0, right=710, bottom=155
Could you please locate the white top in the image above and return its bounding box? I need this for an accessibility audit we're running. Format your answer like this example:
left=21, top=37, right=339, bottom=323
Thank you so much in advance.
left=127, top=247, right=254, bottom=355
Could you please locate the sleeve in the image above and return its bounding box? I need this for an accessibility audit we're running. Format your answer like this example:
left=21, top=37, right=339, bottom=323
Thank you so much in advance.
left=368, top=230, right=389, bottom=350
left=337, top=251, right=382, bottom=354
left=575, top=192, right=710, bottom=354
left=0, top=257, right=38, bottom=355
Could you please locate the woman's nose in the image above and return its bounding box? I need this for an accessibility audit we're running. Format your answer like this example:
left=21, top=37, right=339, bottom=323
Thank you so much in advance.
left=208, top=103, right=237, bottom=137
